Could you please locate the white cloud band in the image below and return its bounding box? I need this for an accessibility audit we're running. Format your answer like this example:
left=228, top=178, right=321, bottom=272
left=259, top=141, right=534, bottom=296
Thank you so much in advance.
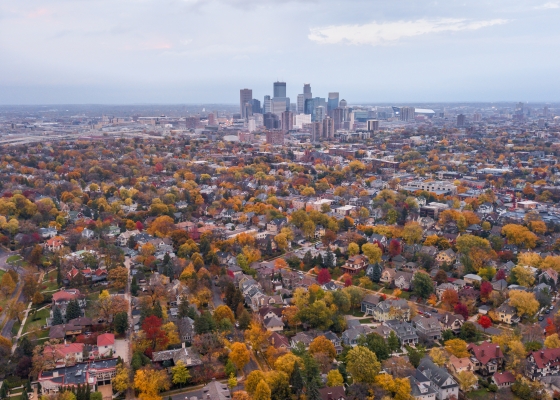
left=308, top=18, right=509, bottom=46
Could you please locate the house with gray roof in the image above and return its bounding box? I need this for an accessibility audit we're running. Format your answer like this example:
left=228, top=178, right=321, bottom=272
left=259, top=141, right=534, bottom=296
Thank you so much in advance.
left=416, top=357, right=459, bottom=400
left=412, top=315, right=442, bottom=343
left=384, top=319, right=418, bottom=347
left=373, top=299, right=410, bottom=322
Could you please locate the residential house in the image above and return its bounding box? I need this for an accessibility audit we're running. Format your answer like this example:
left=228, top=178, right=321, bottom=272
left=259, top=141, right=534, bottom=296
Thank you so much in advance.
left=385, top=320, right=419, bottom=347
left=45, top=236, right=65, bottom=252
left=412, top=316, right=442, bottom=343
left=267, top=218, right=287, bottom=233
left=416, top=358, right=459, bottom=400
left=374, top=299, right=411, bottom=322
left=526, top=348, right=560, bottom=379
left=492, top=371, right=516, bottom=388
left=342, top=325, right=373, bottom=346
left=323, top=331, right=343, bottom=354
left=38, top=359, right=118, bottom=394
left=341, top=255, right=368, bottom=275
left=409, top=374, right=438, bottom=400
left=318, top=386, right=346, bottom=400
left=43, top=342, right=85, bottom=367
left=151, top=347, right=203, bottom=369
left=380, top=268, right=396, bottom=285
left=467, top=342, right=504, bottom=376
left=361, top=294, right=381, bottom=316
left=496, top=300, right=520, bottom=325
left=436, top=313, right=464, bottom=334
left=394, top=271, right=414, bottom=291
left=436, top=283, right=458, bottom=300
left=176, top=317, right=195, bottom=343
left=435, top=249, right=456, bottom=266
left=97, top=333, right=115, bottom=358
left=447, top=355, right=475, bottom=375
left=269, top=332, right=291, bottom=352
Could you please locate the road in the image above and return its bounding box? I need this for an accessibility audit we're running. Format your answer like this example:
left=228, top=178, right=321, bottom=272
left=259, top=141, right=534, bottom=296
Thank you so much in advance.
left=539, top=297, right=560, bottom=329
left=123, top=257, right=134, bottom=400
left=0, top=248, right=28, bottom=339
left=211, top=282, right=224, bottom=309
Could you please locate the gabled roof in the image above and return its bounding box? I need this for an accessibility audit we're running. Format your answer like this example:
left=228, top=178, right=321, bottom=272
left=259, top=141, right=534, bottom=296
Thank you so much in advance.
left=97, top=333, right=115, bottom=347
left=467, top=342, right=503, bottom=365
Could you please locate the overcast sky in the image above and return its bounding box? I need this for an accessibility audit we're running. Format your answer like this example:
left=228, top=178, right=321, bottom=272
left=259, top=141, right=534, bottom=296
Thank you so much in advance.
left=1, top=0, right=559, bottom=104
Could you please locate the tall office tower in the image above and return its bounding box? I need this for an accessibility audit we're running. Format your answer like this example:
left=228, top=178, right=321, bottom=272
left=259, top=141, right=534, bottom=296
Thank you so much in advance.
left=297, top=94, right=305, bottom=114
left=250, top=99, right=261, bottom=114
left=367, top=120, right=379, bottom=132
left=315, top=106, right=326, bottom=122
left=327, top=92, right=339, bottom=115
left=290, top=103, right=297, bottom=113
left=281, top=111, right=293, bottom=132
left=473, top=113, right=481, bottom=122
left=294, top=114, right=311, bottom=129
left=333, top=108, right=344, bottom=131
left=263, top=95, right=271, bottom=113
left=240, top=89, right=252, bottom=119
left=266, top=130, right=285, bottom=145
left=323, top=117, right=334, bottom=139
left=303, top=83, right=312, bottom=100
left=305, top=97, right=327, bottom=120
left=273, top=82, right=286, bottom=98
left=544, top=106, right=549, bottom=117
left=207, top=112, right=216, bottom=126
left=399, top=107, right=415, bottom=121
left=247, top=118, right=256, bottom=132
left=263, top=113, right=280, bottom=129
left=311, top=121, right=323, bottom=142
left=457, top=114, right=466, bottom=127
left=339, top=99, right=347, bottom=108
left=538, top=118, right=545, bottom=128
left=271, top=98, right=288, bottom=118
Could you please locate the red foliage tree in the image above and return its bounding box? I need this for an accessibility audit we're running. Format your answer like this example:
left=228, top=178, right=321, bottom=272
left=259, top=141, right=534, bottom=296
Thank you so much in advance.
left=480, top=281, right=493, bottom=301
left=317, top=268, right=331, bottom=285
left=454, top=303, right=469, bottom=320
left=344, top=277, right=352, bottom=287
left=495, top=269, right=506, bottom=281
left=142, top=315, right=168, bottom=350
left=477, top=315, right=492, bottom=331
left=155, top=162, right=164, bottom=173
left=545, top=318, right=557, bottom=336
left=135, top=221, right=144, bottom=231
left=388, top=239, right=401, bottom=257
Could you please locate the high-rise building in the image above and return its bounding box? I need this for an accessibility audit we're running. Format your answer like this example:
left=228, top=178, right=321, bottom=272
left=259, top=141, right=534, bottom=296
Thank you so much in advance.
left=240, top=89, right=252, bottom=119
left=333, top=108, right=344, bottom=131
left=399, top=107, right=415, bottom=121
left=263, top=95, right=271, bottom=114
left=339, top=99, right=347, bottom=108
left=311, top=121, right=322, bottom=142
left=367, top=120, right=379, bottom=132
left=328, top=92, right=339, bottom=115
left=315, top=106, right=326, bottom=123
left=266, top=130, right=284, bottom=145
left=473, top=113, right=481, bottom=122
left=305, top=97, right=327, bottom=121
left=185, top=116, right=199, bottom=129
left=303, top=83, right=312, bottom=99
left=294, top=114, right=311, bottom=129
left=297, top=94, right=305, bottom=114
left=273, top=82, right=286, bottom=98
left=281, top=111, right=293, bottom=132
left=250, top=99, right=261, bottom=114
left=323, top=117, right=334, bottom=139
left=207, top=112, right=216, bottom=126
left=544, top=106, right=549, bottom=117
left=271, top=98, right=288, bottom=117
left=457, top=114, right=466, bottom=127
left=263, top=113, right=280, bottom=130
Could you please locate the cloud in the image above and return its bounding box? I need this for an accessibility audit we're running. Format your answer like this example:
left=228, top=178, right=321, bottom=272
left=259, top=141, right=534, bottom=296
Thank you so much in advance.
left=308, top=18, right=509, bottom=46
left=535, top=2, right=560, bottom=9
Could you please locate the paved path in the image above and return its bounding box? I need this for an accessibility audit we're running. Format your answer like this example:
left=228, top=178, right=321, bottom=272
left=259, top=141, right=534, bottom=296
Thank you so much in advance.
left=11, top=270, right=45, bottom=353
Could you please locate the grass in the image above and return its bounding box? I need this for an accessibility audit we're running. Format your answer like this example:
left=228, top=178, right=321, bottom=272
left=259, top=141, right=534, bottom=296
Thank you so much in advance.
left=399, top=291, right=411, bottom=300
left=41, top=270, right=60, bottom=292
left=381, top=288, right=392, bottom=295
left=22, top=307, right=50, bottom=335
left=359, top=318, right=373, bottom=324
left=6, top=255, right=22, bottom=264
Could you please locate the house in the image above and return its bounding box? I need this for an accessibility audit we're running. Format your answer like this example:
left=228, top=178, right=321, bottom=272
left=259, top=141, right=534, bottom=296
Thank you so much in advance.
left=97, top=333, right=115, bottom=358
left=45, top=236, right=65, bottom=252
left=436, top=312, right=464, bottom=334
left=318, top=386, right=346, bottom=400
left=416, top=357, right=459, bottom=400
left=463, top=274, right=482, bottom=285
left=199, top=378, right=230, bottom=400
left=43, top=342, right=85, bottom=367
left=409, top=374, right=438, bottom=400
left=436, top=283, right=458, bottom=300
left=394, top=271, right=414, bottom=291
left=412, top=316, right=442, bottom=343
left=384, top=320, right=418, bottom=347
left=269, top=332, right=291, bottom=351
left=447, top=355, right=475, bottom=375
left=492, top=371, right=516, bottom=388
left=39, top=227, right=58, bottom=239
left=467, top=342, right=504, bottom=376
left=263, top=316, right=284, bottom=332
left=341, top=255, right=368, bottom=275
left=380, top=268, right=397, bottom=285
left=496, top=300, right=520, bottom=325
left=361, top=294, right=381, bottom=316
left=491, top=279, right=508, bottom=292
left=341, top=325, right=373, bottom=346
left=374, top=299, right=410, bottom=322
left=38, top=359, right=118, bottom=394
left=267, top=218, right=287, bottom=233
left=526, top=348, right=560, bottom=379
left=152, top=347, right=203, bottom=369
left=435, top=249, right=456, bottom=266
left=176, top=317, right=195, bottom=343
left=323, top=331, right=343, bottom=354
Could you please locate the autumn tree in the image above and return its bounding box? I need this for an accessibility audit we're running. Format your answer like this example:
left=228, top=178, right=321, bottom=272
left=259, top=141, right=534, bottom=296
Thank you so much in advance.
left=147, top=215, right=175, bottom=238
left=456, top=370, right=477, bottom=392
left=429, top=347, right=449, bottom=367
left=361, top=242, right=382, bottom=264
left=171, top=360, right=191, bottom=387
left=108, top=266, right=128, bottom=290
left=509, top=290, right=540, bottom=318
left=545, top=333, right=560, bottom=349
left=112, top=364, right=131, bottom=393
left=309, top=336, right=336, bottom=362
left=230, top=342, right=250, bottom=374
left=441, top=288, right=459, bottom=310
left=253, top=380, right=271, bottom=400
left=445, top=339, right=469, bottom=358
left=317, top=268, right=331, bottom=285
left=134, top=366, right=170, bottom=400
left=345, top=346, right=381, bottom=384
left=213, top=305, right=235, bottom=324
left=402, top=221, right=423, bottom=244
left=0, top=272, right=15, bottom=298
left=502, top=224, right=538, bottom=249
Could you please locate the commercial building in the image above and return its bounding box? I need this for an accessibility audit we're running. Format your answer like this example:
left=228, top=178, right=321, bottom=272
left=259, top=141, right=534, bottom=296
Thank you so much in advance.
left=328, top=92, right=339, bottom=114
left=367, top=119, right=379, bottom=132
left=400, top=107, right=415, bottom=121
left=281, top=111, right=293, bottom=132
left=273, top=81, right=286, bottom=98
left=266, top=130, right=284, bottom=146
left=457, top=114, right=466, bottom=127
left=239, top=89, right=252, bottom=119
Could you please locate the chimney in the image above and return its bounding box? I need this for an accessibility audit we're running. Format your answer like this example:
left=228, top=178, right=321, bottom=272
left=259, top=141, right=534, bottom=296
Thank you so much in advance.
left=480, top=349, right=484, bottom=357
left=496, top=345, right=500, bottom=357
left=541, top=351, right=545, bottom=359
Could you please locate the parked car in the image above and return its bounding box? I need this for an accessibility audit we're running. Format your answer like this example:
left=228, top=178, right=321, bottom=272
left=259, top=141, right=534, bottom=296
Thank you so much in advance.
left=539, top=315, right=545, bottom=321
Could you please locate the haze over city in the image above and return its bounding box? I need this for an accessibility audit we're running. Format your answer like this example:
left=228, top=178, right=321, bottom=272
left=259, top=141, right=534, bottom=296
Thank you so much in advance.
left=1, top=0, right=560, bottom=104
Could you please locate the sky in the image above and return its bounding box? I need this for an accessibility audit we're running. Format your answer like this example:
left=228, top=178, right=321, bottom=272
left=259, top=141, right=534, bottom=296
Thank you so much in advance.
left=0, top=0, right=559, bottom=104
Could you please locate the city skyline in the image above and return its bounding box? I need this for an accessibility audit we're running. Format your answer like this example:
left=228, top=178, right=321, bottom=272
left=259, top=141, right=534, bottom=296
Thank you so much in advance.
left=1, top=0, right=560, bottom=104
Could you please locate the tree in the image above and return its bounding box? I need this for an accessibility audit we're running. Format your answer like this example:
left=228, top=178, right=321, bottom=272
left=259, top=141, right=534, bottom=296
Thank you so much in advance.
left=477, top=315, right=492, bottom=332
left=309, top=336, right=336, bottom=362
left=114, top=312, right=129, bottom=335
left=441, top=289, right=459, bottom=310
left=434, top=269, right=448, bottom=285
left=345, top=346, right=381, bottom=384
left=406, top=345, right=426, bottom=368
left=274, top=353, right=302, bottom=376
left=134, top=366, right=170, bottom=400
left=456, top=370, right=477, bottom=393
left=317, top=268, right=331, bottom=285
left=545, top=333, right=560, bottom=349
left=326, top=370, right=344, bottom=387
left=445, top=339, right=469, bottom=358
left=403, top=221, right=423, bottom=244
left=214, top=305, right=235, bottom=324
left=347, top=242, right=360, bottom=256
left=289, top=361, right=304, bottom=397
left=22, top=273, right=39, bottom=301
left=65, top=299, right=81, bottom=321
left=142, top=315, right=168, bottom=351
left=361, top=243, right=382, bottom=264
left=454, top=303, right=469, bottom=320
left=511, top=265, right=536, bottom=287
left=52, top=306, right=64, bottom=325
left=387, top=331, right=400, bottom=353
left=108, top=267, right=128, bottom=290
left=502, top=224, right=538, bottom=249
left=244, top=320, right=271, bottom=352
left=0, top=272, right=15, bottom=298
left=229, top=342, right=250, bottom=374
left=509, top=290, right=540, bottom=317
left=429, top=347, right=448, bottom=367
left=112, top=364, right=130, bottom=393
left=412, top=272, right=434, bottom=299
left=147, top=216, right=175, bottom=238
left=228, top=373, right=238, bottom=391
left=32, top=291, right=44, bottom=305
left=358, top=332, right=390, bottom=361
left=6, top=299, right=26, bottom=323
left=171, top=360, right=190, bottom=387
left=480, top=281, right=493, bottom=301
left=253, top=380, right=271, bottom=400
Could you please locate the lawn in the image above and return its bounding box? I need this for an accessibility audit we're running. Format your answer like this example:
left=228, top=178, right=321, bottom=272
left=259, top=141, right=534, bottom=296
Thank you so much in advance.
left=6, top=255, right=22, bottom=264
left=41, top=270, right=60, bottom=292
left=22, top=307, right=50, bottom=335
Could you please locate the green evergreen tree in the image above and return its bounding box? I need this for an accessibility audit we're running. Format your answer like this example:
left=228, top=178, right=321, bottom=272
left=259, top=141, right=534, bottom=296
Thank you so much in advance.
left=369, top=263, right=382, bottom=283
left=303, top=251, right=313, bottom=268
left=306, top=380, right=321, bottom=400
left=387, top=331, right=400, bottom=353
left=130, top=275, right=138, bottom=296
left=52, top=306, right=64, bottom=325
left=65, top=299, right=81, bottom=321
left=325, top=251, right=334, bottom=268
left=85, top=384, right=90, bottom=400
left=153, top=302, right=163, bottom=319
left=289, top=361, right=304, bottom=397
left=114, top=312, right=128, bottom=335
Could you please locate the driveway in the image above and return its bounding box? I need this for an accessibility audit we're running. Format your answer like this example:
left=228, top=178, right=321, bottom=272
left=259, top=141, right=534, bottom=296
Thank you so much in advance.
left=114, top=338, right=129, bottom=363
